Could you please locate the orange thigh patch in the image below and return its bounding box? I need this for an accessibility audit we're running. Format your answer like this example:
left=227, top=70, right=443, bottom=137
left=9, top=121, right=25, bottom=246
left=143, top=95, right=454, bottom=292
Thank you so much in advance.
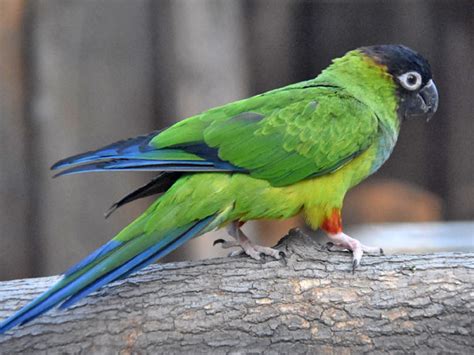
left=321, top=209, right=342, bottom=234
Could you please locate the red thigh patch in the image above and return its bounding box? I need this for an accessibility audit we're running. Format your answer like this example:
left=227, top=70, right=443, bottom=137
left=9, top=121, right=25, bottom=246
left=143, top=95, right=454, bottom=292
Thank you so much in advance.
left=321, top=209, right=342, bottom=234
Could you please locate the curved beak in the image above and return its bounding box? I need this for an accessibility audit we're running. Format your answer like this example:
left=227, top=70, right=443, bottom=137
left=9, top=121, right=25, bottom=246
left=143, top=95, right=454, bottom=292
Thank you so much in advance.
left=419, top=80, right=439, bottom=121
left=404, top=79, right=439, bottom=121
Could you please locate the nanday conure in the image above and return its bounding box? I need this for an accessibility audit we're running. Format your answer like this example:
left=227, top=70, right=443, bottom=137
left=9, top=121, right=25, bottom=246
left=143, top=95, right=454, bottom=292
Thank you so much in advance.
left=0, top=44, right=438, bottom=333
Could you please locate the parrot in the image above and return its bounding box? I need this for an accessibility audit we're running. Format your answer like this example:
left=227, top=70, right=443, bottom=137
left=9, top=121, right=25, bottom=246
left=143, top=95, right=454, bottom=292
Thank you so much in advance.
left=0, top=44, right=438, bottom=334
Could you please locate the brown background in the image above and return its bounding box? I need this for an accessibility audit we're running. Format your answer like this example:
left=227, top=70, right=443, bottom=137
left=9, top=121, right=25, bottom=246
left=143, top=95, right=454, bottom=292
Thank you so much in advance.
left=0, top=0, right=472, bottom=280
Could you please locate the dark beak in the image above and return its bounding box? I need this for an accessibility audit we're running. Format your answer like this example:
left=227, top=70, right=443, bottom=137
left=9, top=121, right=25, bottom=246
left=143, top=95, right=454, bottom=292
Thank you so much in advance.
left=419, top=80, right=439, bottom=121
left=404, top=79, right=439, bottom=121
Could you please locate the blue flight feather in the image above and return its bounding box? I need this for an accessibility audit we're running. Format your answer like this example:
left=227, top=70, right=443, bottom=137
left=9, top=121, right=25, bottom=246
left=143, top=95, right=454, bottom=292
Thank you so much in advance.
left=51, top=131, right=159, bottom=170
left=53, top=160, right=240, bottom=178
left=51, top=133, right=247, bottom=177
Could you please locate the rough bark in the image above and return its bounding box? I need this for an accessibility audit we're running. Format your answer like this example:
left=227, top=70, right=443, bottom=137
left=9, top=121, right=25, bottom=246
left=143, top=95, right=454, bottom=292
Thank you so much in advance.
left=0, top=229, right=472, bottom=354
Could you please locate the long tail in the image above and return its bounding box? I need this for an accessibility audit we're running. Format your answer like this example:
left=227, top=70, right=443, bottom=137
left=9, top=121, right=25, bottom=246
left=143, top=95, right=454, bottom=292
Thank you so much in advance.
left=1, top=132, right=236, bottom=334
left=50, top=132, right=243, bottom=177
left=0, top=215, right=216, bottom=334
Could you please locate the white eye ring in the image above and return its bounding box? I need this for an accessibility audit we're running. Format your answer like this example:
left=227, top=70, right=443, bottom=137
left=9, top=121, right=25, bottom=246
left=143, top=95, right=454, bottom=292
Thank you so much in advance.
left=398, top=71, right=422, bottom=91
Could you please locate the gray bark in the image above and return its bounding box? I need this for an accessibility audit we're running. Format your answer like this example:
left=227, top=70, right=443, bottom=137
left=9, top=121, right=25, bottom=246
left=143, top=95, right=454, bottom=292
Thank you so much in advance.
left=0, top=229, right=473, bottom=354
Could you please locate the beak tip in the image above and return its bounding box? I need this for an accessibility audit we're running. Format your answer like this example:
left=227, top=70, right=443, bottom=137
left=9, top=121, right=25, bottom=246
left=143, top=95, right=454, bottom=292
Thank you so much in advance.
left=420, top=79, right=439, bottom=120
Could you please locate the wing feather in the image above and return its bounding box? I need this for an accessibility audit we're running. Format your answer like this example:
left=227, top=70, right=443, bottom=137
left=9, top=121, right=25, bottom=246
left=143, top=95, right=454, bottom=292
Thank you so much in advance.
left=53, top=86, right=379, bottom=187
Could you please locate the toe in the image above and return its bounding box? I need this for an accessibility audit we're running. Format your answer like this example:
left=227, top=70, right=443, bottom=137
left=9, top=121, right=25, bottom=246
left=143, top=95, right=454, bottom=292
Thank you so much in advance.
left=361, top=244, right=383, bottom=254
left=229, top=248, right=261, bottom=260
left=254, top=246, right=282, bottom=259
left=326, top=232, right=384, bottom=271
left=216, top=239, right=240, bottom=249
left=228, top=250, right=244, bottom=257
left=326, top=242, right=349, bottom=253
left=246, top=249, right=262, bottom=260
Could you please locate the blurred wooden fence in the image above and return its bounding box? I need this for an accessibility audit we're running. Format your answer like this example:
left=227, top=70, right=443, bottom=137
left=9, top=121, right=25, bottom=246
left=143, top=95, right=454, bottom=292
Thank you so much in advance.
left=0, top=0, right=472, bottom=280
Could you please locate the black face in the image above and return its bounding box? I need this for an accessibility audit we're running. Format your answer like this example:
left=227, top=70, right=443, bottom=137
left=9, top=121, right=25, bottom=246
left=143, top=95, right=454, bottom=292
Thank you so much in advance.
left=360, top=44, right=439, bottom=121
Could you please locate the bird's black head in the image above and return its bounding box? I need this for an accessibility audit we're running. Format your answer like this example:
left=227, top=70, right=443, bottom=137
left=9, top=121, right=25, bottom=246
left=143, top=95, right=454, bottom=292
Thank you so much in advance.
left=360, top=44, right=438, bottom=121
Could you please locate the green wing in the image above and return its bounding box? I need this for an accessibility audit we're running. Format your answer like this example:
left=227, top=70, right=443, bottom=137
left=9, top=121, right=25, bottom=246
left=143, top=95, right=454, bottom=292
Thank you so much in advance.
left=152, top=87, right=379, bottom=186
left=53, top=86, right=379, bottom=187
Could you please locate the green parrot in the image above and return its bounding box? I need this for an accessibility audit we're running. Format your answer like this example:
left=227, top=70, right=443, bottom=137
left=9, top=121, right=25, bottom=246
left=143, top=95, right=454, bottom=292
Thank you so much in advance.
left=0, top=44, right=438, bottom=333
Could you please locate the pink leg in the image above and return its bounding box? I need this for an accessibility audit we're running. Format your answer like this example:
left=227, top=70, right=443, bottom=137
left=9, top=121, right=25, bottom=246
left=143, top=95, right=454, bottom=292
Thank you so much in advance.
left=325, top=231, right=384, bottom=272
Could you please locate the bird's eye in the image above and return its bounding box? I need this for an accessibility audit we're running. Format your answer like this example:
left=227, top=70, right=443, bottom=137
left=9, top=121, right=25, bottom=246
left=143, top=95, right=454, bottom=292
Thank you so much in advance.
left=398, top=71, right=422, bottom=91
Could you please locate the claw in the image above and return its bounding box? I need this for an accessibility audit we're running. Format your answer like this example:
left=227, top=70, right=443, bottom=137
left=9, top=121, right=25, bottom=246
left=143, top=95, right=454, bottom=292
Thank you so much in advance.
left=215, top=239, right=239, bottom=249
left=213, top=239, right=226, bottom=246
left=326, top=242, right=335, bottom=250
left=352, top=259, right=359, bottom=274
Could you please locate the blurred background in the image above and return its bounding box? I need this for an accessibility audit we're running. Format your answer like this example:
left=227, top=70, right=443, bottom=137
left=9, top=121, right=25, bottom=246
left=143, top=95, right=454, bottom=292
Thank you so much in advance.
left=0, top=0, right=472, bottom=280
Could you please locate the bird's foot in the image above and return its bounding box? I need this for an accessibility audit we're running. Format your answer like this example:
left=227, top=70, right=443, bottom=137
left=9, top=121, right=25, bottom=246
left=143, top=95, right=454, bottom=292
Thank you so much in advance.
left=214, top=237, right=284, bottom=261
left=326, top=232, right=383, bottom=272
left=214, top=222, right=285, bottom=261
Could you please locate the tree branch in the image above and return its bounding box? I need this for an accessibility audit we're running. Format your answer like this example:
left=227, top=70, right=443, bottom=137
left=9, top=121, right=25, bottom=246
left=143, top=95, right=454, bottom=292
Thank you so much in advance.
left=1, top=229, right=473, bottom=353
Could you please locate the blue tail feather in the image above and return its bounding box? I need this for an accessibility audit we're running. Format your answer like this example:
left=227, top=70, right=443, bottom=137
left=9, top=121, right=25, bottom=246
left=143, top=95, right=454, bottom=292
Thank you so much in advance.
left=0, top=216, right=214, bottom=334
left=59, top=216, right=213, bottom=309
left=64, top=240, right=123, bottom=277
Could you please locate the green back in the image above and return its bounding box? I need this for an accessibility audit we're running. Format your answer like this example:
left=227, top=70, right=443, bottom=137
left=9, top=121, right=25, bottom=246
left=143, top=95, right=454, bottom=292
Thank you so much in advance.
left=151, top=50, right=399, bottom=187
